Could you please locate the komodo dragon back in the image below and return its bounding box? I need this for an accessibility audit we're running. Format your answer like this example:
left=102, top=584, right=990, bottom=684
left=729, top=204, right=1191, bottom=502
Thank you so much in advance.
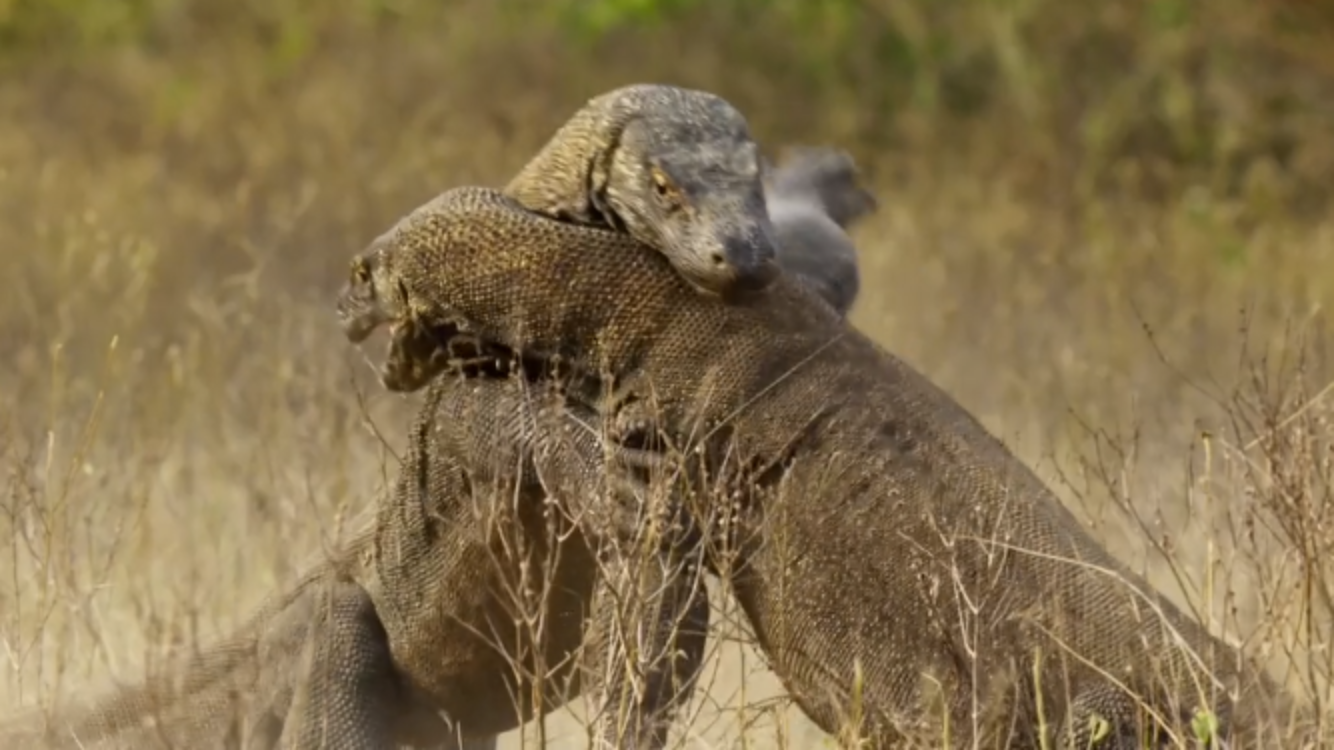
left=504, top=83, right=781, bottom=298
left=341, top=184, right=1300, bottom=748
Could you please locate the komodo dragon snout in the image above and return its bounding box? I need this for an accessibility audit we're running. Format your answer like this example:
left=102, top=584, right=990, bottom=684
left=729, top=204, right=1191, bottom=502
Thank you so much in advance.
left=599, top=116, right=780, bottom=297
left=336, top=230, right=400, bottom=344
left=336, top=210, right=471, bottom=347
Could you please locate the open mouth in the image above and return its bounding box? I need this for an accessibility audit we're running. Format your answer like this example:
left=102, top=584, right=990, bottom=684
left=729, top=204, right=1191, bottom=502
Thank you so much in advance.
left=377, top=318, right=570, bottom=393
left=339, top=312, right=383, bottom=345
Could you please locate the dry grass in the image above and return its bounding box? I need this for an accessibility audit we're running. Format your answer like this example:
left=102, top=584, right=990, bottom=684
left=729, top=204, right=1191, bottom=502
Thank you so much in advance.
left=1, top=0, right=1332, bottom=746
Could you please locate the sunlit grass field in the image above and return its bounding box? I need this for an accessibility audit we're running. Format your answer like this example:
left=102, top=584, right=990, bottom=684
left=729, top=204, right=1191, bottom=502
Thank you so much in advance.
left=1, top=1, right=1331, bottom=746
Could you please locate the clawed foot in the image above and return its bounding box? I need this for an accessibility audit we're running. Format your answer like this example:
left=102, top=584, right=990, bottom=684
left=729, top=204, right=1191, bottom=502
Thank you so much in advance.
left=606, top=401, right=674, bottom=477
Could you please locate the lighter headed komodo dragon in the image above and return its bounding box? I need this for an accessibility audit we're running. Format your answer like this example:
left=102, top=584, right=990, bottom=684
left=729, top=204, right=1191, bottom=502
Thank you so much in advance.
left=0, top=97, right=877, bottom=747
left=337, top=185, right=1301, bottom=749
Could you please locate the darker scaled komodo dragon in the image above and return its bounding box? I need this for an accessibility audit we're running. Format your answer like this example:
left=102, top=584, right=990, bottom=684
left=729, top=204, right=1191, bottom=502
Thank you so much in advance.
left=341, top=184, right=1299, bottom=750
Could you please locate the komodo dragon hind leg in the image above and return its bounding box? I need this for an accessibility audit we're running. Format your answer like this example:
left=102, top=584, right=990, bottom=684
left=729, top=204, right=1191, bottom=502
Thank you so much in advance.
left=523, top=385, right=710, bottom=750
left=1056, top=683, right=1224, bottom=750
left=576, top=525, right=710, bottom=750
left=250, top=577, right=469, bottom=750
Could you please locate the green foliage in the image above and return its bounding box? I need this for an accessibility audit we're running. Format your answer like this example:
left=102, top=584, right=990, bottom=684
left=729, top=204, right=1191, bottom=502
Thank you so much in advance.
left=0, top=0, right=163, bottom=50
left=0, top=0, right=1328, bottom=220
left=1147, top=0, right=1191, bottom=32
left=544, top=0, right=701, bottom=37
left=534, top=0, right=1329, bottom=208
left=1192, top=708, right=1221, bottom=745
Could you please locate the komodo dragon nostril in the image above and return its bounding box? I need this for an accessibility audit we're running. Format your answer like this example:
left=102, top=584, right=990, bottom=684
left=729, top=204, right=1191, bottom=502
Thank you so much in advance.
left=724, top=232, right=776, bottom=269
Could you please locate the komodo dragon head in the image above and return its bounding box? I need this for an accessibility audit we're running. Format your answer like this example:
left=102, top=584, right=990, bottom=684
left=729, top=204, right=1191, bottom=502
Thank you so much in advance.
left=337, top=226, right=404, bottom=345
left=508, top=83, right=782, bottom=300
left=596, top=111, right=778, bottom=299
left=337, top=228, right=466, bottom=392
left=764, top=146, right=878, bottom=229
left=336, top=221, right=557, bottom=392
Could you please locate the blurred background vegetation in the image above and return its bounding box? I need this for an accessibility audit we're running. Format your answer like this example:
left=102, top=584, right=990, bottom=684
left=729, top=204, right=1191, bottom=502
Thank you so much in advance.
left=1, top=0, right=1332, bottom=744
left=2, top=0, right=1331, bottom=408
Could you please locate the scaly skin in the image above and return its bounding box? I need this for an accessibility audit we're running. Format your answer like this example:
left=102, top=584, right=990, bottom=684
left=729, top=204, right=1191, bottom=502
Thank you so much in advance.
left=1, top=147, right=876, bottom=749
left=339, top=183, right=1299, bottom=749
left=344, top=146, right=874, bottom=393
left=505, top=82, right=781, bottom=299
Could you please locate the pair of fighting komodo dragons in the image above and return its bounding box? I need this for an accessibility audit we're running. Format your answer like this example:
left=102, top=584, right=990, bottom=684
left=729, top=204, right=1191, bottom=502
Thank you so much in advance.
left=0, top=84, right=1313, bottom=749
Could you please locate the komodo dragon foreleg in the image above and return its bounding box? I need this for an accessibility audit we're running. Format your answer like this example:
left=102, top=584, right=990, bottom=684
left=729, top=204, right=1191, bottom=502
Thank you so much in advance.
left=423, top=361, right=715, bottom=750
left=338, top=185, right=1301, bottom=749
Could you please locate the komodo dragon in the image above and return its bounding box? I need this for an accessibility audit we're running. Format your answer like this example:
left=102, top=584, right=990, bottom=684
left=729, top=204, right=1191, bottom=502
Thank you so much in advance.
left=0, top=148, right=876, bottom=749
left=338, top=185, right=1300, bottom=749
left=347, top=147, right=877, bottom=750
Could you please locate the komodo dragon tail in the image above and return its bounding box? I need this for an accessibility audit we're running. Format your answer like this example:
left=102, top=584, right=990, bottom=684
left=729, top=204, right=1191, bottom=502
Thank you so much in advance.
left=0, top=520, right=421, bottom=749
left=763, top=146, right=875, bottom=316
left=766, top=146, right=878, bottom=229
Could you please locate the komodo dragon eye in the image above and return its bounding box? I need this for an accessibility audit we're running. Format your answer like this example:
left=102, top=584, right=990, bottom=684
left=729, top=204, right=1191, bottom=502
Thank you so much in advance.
left=650, top=166, right=684, bottom=208
left=350, top=257, right=372, bottom=285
